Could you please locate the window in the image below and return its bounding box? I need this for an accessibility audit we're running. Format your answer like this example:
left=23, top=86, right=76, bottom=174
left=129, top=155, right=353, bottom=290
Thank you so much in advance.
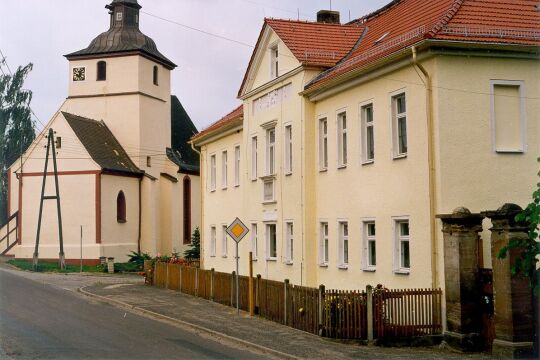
left=251, top=137, right=258, bottom=180
left=392, top=93, right=407, bottom=157
left=319, top=222, right=329, bottom=265
left=266, top=223, right=277, bottom=260
left=97, top=61, right=107, bottom=81
left=263, top=178, right=275, bottom=202
left=266, top=127, right=276, bottom=175
left=116, top=12, right=123, bottom=21
left=153, top=65, right=159, bottom=86
left=146, top=156, right=152, bottom=168
left=363, top=222, right=376, bottom=270
left=319, top=118, right=328, bottom=170
left=117, top=191, right=126, bottom=223
left=210, top=155, right=216, bottom=191
left=285, top=222, right=294, bottom=264
left=337, top=112, right=347, bottom=167
left=221, top=151, right=228, bottom=189
left=270, top=44, right=279, bottom=79
left=284, top=125, right=292, bottom=174
left=222, top=225, right=228, bottom=257
left=183, top=176, right=192, bottom=245
left=361, top=104, right=375, bottom=163
left=251, top=223, right=258, bottom=260
left=491, top=80, right=526, bottom=153
left=210, top=226, right=216, bottom=257
left=394, top=220, right=410, bottom=273
left=338, top=221, right=349, bottom=268
left=234, top=146, right=240, bottom=187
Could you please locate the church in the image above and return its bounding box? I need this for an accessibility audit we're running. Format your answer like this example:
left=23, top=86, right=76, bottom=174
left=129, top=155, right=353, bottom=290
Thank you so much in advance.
left=0, top=0, right=200, bottom=263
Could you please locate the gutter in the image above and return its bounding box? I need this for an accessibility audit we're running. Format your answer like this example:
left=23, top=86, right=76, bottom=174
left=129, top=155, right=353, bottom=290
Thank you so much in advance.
left=411, top=46, right=438, bottom=289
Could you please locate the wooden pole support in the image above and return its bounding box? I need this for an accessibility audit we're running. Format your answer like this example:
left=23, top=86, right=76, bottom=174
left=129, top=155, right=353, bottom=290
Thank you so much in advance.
left=284, top=279, right=289, bottom=325
left=248, top=252, right=254, bottom=316
left=210, top=268, right=215, bottom=301
left=367, top=285, right=374, bottom=342
left=318, top=284, right=325, bottom=336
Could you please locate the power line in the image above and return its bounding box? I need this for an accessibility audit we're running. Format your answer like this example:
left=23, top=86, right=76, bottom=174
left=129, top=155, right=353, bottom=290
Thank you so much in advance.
left=0, top=48, right=13, bottom=75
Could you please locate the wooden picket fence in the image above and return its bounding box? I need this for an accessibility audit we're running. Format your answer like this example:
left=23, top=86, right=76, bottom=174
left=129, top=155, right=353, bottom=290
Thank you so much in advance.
left=148, top=261, right=443, bottom=341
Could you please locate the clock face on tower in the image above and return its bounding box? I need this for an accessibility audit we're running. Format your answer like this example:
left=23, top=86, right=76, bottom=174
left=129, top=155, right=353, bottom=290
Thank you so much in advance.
left=72, top=67, right=86, bottom=81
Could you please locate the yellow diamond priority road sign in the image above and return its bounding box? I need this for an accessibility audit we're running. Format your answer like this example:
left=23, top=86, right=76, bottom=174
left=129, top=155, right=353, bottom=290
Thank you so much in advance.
left=226, top=218, right=249, bottom=243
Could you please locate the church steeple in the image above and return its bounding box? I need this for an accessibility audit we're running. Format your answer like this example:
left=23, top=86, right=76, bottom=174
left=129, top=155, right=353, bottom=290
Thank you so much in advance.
left=65, top=0, right=176, bottom=70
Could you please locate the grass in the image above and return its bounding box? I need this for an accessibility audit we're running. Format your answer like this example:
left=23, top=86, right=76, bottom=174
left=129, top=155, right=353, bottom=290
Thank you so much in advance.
left=6, top=259, right=142, bottom=273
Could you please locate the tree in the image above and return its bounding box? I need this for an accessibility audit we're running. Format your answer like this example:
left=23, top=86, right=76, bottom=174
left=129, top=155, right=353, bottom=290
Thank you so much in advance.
left=498, top=157, right=540, bottom=294
left=0, top=63, right=36, bottom=224
left=183, top=227, right=200, bottom=259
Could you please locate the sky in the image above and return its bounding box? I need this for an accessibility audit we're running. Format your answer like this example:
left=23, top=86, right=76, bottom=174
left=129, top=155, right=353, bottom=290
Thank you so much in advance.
left=0, top=0, right=390, bottom=131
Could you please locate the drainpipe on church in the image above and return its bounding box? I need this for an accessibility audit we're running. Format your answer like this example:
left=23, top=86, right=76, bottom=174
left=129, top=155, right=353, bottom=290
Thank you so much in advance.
left=412, top=46, right=438, bottom=289
left=138, top=176, right=142, bottom=254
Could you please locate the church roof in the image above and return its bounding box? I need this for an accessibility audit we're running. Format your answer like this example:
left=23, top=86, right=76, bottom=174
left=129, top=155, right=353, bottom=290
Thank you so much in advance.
left=65, top=0, right=176, bottom=69
left=62, top=112, right=143, bottom=175
left=168, top=96, right=200, bottom=174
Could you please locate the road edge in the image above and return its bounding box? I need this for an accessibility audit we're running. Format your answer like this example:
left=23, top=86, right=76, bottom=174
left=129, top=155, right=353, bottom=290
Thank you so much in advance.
left=78, top=286, right=298, bottom=360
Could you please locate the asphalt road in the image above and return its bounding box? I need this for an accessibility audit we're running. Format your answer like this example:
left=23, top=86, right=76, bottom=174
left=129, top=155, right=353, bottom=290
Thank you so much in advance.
left=0, top=269, right=267, bottom=359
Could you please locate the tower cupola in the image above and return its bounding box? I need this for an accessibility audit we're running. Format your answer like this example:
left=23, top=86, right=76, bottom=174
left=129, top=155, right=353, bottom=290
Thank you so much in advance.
left=65, top=0, right=176, bottom=69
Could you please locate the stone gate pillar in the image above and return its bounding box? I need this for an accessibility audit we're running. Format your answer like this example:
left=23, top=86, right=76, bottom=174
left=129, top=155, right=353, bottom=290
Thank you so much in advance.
left=437, top=207, right=484, bottom=351
left=482, top=203, right=535, bottom=359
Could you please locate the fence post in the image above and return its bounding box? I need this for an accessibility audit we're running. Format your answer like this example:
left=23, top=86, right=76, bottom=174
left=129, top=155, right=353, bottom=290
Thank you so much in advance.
left=195, top=267, right=199, bottom=297
left=256, top=274, right=261, bottom=314
left=284, top=279, right=289, bottom=325
left=231, top=271, right=235, bottom=307
left=366, top=285, right=374, bottom=343
left=179, top=265, right=182, bottom=292
left=248, top=252, right=254, bottom=316
left=210, top=268, right=215, bottom=301
left=165, top=263, right=170, bottom=289
left=318, top=284, right=325, bottom=336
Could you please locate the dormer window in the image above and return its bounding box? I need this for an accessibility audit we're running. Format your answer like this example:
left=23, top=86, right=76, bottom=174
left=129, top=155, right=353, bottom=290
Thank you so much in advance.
left=270, top=44, right=279, bottom=79
left=97, top=61, right=107, bottom=81
left=116, top=12, right=123, bottom=21
left=153, top=66, right=159, bottom=86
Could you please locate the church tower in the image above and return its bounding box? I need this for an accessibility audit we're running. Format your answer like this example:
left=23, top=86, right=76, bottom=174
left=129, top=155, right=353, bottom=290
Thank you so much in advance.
left=64, top=0, right=176, bottom=177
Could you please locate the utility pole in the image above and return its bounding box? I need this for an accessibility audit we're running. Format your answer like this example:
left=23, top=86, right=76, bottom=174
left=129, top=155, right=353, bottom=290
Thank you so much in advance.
left=33, top=128, right=65, bottom=270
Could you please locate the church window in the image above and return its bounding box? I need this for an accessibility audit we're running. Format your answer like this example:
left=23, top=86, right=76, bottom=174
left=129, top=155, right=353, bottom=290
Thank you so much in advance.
left=183, top=176, right=192, bottom=244
left=146, top=156, right=152, bottom=167
left=117, top=191, right=126, bottom=223
left=116, top=12, right=123, bottom=21
left=153, top=66, right=159, bottom=86
left=97, top=61, right=107, bottom=81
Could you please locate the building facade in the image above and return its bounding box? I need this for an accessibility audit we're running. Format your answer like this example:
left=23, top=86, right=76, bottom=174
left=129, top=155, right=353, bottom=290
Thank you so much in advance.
left=1, top=0, right=200, bottom=263
left=192, top=0, right=539, bottom=290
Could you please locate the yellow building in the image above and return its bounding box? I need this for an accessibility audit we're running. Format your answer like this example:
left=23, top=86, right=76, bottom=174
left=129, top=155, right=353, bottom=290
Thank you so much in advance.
left=0, top=0, right=200, bottom=263
left=192, top=0, right=539, bottom=290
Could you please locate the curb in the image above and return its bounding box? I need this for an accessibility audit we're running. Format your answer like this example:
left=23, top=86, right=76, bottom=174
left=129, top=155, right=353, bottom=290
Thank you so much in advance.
left=78, top=286, right=298, bottom=360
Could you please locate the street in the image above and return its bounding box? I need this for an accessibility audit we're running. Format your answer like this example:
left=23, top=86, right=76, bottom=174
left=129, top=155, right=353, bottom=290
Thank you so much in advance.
left=0, top=269, right=267, bottom=359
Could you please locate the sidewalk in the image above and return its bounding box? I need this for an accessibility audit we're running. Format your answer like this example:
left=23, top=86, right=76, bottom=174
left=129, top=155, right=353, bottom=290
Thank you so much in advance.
left=82, top=283, right=491, bottom=359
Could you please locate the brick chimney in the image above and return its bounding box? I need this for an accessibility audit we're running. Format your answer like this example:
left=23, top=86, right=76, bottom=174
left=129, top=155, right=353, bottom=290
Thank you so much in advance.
left=317, top=10, right=340, bottom=24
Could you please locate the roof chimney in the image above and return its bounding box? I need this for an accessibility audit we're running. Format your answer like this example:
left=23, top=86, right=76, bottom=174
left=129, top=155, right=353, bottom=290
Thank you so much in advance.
left=317, top=10, right=340, bottom=24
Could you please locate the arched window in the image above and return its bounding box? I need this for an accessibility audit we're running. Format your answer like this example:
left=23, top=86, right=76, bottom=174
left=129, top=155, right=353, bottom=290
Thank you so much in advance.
left=183, top=176, right=191, bottom=244
left=153, top=65, right=159, bottom=86
left=97, top=61, right=107, bottom=81
left=117, top=191, right=126, bottom=223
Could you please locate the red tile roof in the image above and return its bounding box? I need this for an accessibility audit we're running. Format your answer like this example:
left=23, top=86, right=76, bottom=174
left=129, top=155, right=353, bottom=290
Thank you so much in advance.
left=306, top=0, right=540, bottom=91
left=191, top=105, right=243, bottom=143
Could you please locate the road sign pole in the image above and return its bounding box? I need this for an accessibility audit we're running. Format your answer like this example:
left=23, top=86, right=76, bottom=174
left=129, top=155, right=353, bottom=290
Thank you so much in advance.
left=235, top=242, right=239, bottom=315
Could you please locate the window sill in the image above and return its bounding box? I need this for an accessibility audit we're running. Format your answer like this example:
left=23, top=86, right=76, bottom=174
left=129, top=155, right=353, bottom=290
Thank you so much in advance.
left=319, top=263, right=328, bottom=268
left=337, top=264, right=349, bottom=270
left=234, top=184, right=240, bottom=188
left=319, top=168, right=328, bottom=173
left=210, top=189, right=216, bottom=193
left=362, top=160, right=374, bottom=166
left=262, top=200, right=277, bottom=205
left=266, top=257, right=277, bottom=262
left=393, top=154, right=407, bottom=160
left=495, top=149, right=524, bottom=154
left=363, top=267, right=376, bottom=272
left=222, top=255, right=228, bottom=258
left=284, top=261, right=293, bottom=266
left=221, top=187, right=228, bottom=191
left=394, top=269, right=410, bottom=275
left=337, top=164, right=347, bottom=170
left=284, top=172, right=292, bottom=177
left=210, top=255, right=216, bottom=258
left=252, top=258, right=258, bottom=262
left=117, top=220, right=127, bottom=224
left=251, top=178, right=257, bottom=182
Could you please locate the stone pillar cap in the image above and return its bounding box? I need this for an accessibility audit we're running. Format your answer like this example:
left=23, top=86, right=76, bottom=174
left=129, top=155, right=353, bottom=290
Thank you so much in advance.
left=437, top=207, right=484, bottom=221
left=481, top=203, right=523, bottom=219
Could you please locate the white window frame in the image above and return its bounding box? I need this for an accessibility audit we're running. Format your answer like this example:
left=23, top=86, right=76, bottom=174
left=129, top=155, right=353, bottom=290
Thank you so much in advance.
left=221, top=151, right=228, bottom=189
left=362, top=220, right=376, bottom=271
left=270, top=42, right=279, bottom=79
left=319, top=222, right=329, bottom=266
left=360, top=101, right=375, bottom=164
left=393, top=217, right=410, bottom=274
left=210, top=226, right=216, bottom=257
left=337, top=221, right=349, bottom=269
left=234, top=145, right=241, bottom=187
left=319, top=118, right=328, bottom=171
left=391, top=91, right=408, bottom=158
left=209, top=154, right=216, bottom=192
left=266, top=127, right=276, bottom=175
left=262, top=177, right=275, bottom=203
left=285, top=222, right=294, bottom=264
left=284, top=124, right=292, bottom=175
left=490, top=80, right=526, bottom=153
left=251, top=136, right=258, bottom=181
left=337, top=111, right=347, bottom=168
left=116, top=12, right=123, bottom=21
left=251, top=223, right=258, bottom=260
left=266, top=223, right=277, bottom=261
left=221, top=225, right=228, bottom=257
